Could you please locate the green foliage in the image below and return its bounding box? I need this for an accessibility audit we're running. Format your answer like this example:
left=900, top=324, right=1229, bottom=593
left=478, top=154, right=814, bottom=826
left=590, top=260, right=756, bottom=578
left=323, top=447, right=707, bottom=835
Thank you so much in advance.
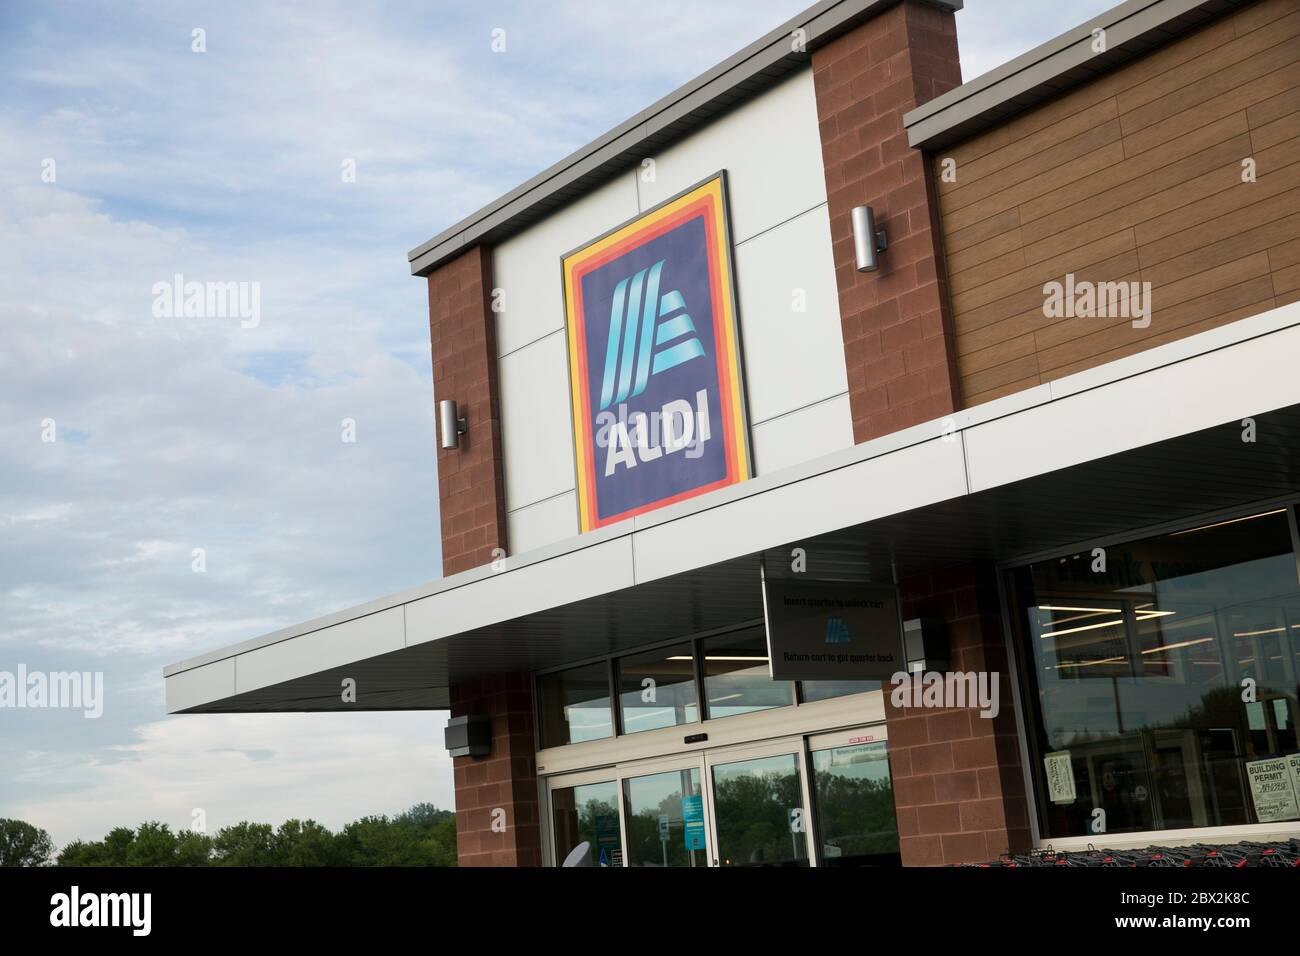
left=127, top=821, right=180, bottom=866
left=337, top=807, right=457, bottom=867
left=34, top=804, right=456, bottom=867
left=0, top=819, right=54, bottom=867
left=211, top=822, right=276, bottom=867
left=175, top=829, right=215, bottom=867
left=274, top=819, right=340, bottom=867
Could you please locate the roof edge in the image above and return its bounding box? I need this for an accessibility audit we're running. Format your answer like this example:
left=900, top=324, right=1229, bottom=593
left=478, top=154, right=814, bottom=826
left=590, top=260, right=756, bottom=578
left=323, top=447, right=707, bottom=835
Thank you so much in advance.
left=902, top=0, right=1247, bottom=150
left=407, top=0, right=962, bottom=277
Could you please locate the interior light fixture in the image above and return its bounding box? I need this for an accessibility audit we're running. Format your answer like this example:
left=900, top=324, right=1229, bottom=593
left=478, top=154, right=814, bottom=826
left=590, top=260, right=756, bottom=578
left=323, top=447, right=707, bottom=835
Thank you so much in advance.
left=1169, top=509, right=1285, bottom=536
left=1039, top=618, right=1127, bottom=640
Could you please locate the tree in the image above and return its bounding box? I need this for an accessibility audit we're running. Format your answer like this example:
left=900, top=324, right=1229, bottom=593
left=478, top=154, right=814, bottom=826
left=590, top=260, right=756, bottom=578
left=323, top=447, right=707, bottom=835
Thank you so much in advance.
left=175, top=829, right=214, bottom=867
left=274, top=819, right=339, bottom=866
left=49, top=804, right=457, bottom=867
left=126, top=821, right=179, bottom=866
left=422, top=815, right=458, bottom=867
left=396, top=803, right=452, bottom=828
left=337, top=815, right=422, bottom=866
left=0, top=820, right=54, bottom=867
left=211, top=822, right=276, bottom=867
left=100, top=826, right=136, bottom=866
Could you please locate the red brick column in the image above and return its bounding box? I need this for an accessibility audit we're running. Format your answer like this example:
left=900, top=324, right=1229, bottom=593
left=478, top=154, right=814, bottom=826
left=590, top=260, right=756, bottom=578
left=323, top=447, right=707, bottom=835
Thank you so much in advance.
left=449, top=672, right=542, bottom=867
left=887, top=562, right=1031, bottom=866
left=812, top=0, right=964, bottom=442
left=427, top=246, right=508, bottom=575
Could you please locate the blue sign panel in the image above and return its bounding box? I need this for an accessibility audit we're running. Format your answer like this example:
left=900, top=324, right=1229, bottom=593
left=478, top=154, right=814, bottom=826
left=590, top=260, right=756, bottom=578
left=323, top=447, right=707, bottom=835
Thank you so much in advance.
left=562, top=174, right=750, bottom=531
left=682, top=794, right=706, bottom=852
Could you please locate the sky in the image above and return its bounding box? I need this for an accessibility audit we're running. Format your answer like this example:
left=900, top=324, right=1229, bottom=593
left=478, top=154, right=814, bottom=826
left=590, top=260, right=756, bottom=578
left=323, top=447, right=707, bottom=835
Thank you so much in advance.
left=0, top=0, right=1114, bottom=848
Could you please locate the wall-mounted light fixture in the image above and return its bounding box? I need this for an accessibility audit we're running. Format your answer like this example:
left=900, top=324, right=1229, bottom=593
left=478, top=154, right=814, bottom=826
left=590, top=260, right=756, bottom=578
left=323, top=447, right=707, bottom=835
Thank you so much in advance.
left=444, top=714, right=491, bottom=757
left=438, top=399, right=468, bottom=450
left=851, top=205, right=888, bottom=273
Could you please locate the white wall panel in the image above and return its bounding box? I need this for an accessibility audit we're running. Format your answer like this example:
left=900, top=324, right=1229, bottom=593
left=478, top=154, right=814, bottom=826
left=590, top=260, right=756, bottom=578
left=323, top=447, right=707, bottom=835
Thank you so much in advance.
left=492, top=172, right=640, bottom=357
left=750, top=394, right=854, bottom=477
left=508, top=491, right=579, bottom=556
left=498, top=330, right=576, bottom=511
left=638, top=68, right=828, bottom=243
left=733, top=204, right=846, bottom=425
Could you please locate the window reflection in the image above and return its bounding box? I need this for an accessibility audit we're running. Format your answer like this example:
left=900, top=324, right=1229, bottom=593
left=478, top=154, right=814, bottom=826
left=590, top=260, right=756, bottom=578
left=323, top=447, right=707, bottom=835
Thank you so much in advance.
left=536, top=662, right=613, bottom=748
left=811, top=742, right=900, bottom=866
left=551, top=780, right=622, bottom=867
left=701, top=627, right=792, bottom=718
left=618, top=643, right=698, bottom=734
left=801, top=679, right=882, bottom=703
left=1012, top=508, right=1300, bottom=838
left=622, top=768, right=707, bottom=867
left=712, top=753, right=808, bottom=866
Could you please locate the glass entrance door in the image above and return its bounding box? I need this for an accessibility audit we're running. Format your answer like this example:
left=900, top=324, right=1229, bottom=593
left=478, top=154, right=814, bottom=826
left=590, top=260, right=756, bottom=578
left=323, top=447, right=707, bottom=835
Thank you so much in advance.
left=546, top=724, right=897, bottom=866
left=622, top=765, right=708, bottom=867
left=705, top=740, right=815, bottom=867
left=550, top=776, right=624, bottom=867
left=807, top=726, right=901, bottom=866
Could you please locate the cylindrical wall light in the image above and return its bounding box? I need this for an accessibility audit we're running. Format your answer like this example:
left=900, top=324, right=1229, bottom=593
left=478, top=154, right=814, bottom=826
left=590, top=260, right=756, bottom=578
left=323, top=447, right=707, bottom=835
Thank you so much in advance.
left=438, top=399, right=468, bottom=450
left=851, top=205, right=888, bottom=272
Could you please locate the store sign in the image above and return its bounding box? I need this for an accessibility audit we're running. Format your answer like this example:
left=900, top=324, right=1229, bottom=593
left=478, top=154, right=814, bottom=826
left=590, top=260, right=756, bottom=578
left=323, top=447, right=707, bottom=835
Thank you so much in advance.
left=1246, top=756, right=1300, bottom=823
left=763, top=579, right=903, bottom=681
left=561, top=173, right=749, bottom=532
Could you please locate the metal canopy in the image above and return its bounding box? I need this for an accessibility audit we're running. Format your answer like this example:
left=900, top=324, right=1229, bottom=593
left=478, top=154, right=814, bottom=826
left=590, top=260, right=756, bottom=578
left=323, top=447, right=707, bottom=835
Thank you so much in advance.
left=164, top=303, right=1300, bottom=714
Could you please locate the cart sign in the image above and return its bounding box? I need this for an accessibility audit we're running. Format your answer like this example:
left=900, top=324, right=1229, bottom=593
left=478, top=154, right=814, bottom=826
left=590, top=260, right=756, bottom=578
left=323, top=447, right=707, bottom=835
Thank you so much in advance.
left=763, top=579, right=903, bottom=681
left=561, top=173, right=750, bottom=532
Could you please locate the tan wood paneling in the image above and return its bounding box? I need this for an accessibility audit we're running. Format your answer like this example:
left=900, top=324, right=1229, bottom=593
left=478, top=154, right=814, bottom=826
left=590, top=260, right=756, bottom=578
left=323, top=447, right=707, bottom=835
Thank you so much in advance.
left=936, top=0, right=1300, bottom=406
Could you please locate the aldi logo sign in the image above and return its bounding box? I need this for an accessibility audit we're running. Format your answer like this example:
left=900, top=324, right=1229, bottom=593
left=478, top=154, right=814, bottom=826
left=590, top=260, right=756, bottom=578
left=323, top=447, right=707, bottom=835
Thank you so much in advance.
left=562, top=173, right=750, bottom=532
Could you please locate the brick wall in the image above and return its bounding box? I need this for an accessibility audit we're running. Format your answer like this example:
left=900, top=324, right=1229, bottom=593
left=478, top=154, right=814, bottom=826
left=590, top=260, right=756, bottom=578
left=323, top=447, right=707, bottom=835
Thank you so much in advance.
left=813, top=0, right=964, bottom=442
left=427, top=246, right=508, bottom=575
left=887, top=562, right=1031, bottom=866
left=449, top=672, right=543, bottom=867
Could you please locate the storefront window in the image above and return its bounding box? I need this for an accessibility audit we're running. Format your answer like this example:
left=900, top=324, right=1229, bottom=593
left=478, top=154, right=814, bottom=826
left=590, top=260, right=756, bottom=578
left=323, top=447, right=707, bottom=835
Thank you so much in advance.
left=801, top=679, right=881, bottom=703
left=811, top=741, right=900, bottom=865
left=618, top=643, right=698, bottom=734
left=701, top=627, right=792, bottom=718
left=1009, top=508, right=1300, bottom=838
left=536, top=662, right=613, bottom=748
